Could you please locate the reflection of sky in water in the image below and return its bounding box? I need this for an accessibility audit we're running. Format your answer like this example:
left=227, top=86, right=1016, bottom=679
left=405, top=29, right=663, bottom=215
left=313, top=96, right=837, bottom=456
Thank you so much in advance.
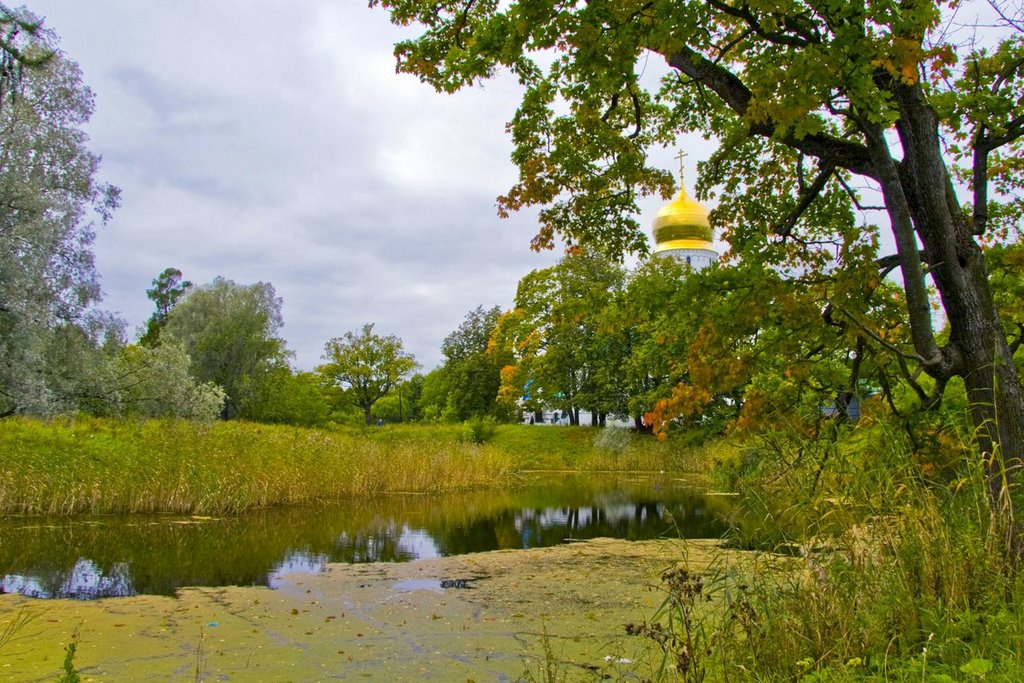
left=2, top=559, right=134, bottom=599
left=398, top=527, right=441, bottom=560
left=268, top=526, right=440, bottom=587
left=1, top=475, right=729, bottom=600
left=516, top=503, right=664, bottom=530
left=267, top=552, right=328, bottom=589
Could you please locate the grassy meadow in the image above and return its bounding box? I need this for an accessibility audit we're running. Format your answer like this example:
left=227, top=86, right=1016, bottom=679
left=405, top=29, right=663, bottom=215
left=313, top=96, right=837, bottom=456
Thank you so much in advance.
left=0, top=417, right=720, bottom=516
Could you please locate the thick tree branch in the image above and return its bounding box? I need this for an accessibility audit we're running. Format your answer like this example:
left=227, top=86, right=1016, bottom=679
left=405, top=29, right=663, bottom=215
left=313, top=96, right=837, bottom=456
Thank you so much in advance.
left=860, top=119, right=942, bottom=367
left=665, top=46, right=877, bottom=179
left=972, top=130, right=992, bottom=236
left=876, top=250, right=928, bottom=279
left=973, top=114, right=1024, bottom=235
left=989, top=113, right=1024, bottom=149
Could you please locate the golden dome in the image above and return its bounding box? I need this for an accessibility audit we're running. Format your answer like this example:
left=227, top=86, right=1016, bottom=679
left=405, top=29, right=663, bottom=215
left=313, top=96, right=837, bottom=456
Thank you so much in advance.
left=652, top=184, right=713, bottom=254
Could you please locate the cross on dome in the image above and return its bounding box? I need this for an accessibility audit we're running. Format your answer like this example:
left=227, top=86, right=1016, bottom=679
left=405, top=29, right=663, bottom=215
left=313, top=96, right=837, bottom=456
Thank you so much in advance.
left=674, top=149, right=687, bottom=185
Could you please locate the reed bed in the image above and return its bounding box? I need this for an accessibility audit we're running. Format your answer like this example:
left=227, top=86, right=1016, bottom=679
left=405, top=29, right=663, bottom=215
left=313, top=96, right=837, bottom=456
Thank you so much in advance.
left=0, top=417, right=520, bottom=515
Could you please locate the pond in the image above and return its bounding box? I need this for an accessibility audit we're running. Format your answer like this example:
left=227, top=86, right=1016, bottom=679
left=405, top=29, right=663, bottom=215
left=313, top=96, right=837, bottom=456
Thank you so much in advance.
left=0, top=473, right=734, bottom=600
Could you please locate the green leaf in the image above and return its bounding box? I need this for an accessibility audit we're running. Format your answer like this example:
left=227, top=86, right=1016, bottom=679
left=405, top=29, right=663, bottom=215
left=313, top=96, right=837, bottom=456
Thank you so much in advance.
left=959, top=659, right=993, bottom=677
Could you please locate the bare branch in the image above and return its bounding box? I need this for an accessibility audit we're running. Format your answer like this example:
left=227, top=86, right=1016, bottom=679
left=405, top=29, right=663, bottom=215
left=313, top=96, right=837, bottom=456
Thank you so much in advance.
left=705, top=0, right=818, bottom=47
left=834, top=305, right=941, bottom=368
left=988, top=0, right=1024, bottom=33
left=836, top=174, right=886, bottom=211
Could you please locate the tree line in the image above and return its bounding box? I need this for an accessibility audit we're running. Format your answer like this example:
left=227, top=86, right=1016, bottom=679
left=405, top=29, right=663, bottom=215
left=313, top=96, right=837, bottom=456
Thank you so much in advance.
left=3, top=3, right=1021, bottom=442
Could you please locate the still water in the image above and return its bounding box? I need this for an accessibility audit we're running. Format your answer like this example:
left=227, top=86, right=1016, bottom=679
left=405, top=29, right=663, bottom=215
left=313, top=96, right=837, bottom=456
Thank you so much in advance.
left=0, top=473, right=732, bottom=600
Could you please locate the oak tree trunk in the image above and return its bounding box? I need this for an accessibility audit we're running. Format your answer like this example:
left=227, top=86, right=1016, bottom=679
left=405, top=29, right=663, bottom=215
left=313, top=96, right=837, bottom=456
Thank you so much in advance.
left=891, top=82, right=1024, bottom=556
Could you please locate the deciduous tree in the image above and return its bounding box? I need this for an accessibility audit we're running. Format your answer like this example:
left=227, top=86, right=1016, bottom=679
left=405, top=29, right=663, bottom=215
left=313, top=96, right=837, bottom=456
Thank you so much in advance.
left=494, top=249, right=626, bottom=425
left=373, top=0, right=1024, bottom=554
left=110, top=342, right=225, bottom=421
left=440, top=305, right=507, bottom=420
left=0, top=16, right=118, bottom=416
left=239, top=367, right=328, bottom=427
left=318, top=323, right=419, bottom=425
left=163, top=277, right=287, bottom=419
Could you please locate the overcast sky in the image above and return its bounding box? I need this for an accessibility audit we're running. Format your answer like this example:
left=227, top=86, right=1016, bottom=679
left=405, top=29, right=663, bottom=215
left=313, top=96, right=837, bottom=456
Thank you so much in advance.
left=28, top=1, right=708, bottom=371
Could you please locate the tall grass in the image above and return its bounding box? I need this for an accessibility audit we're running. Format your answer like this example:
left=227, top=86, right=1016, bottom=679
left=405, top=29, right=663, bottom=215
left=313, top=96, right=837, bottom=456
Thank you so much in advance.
left=0, top=417, right=519, bottom=515
left=631, top=413, right=1024, bottom=681
left=0, top=418, right=715, bottom=516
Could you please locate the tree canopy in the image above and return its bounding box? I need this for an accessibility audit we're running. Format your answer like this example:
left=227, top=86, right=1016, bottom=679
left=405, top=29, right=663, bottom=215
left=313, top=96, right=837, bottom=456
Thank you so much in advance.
left=318, top=323, right=419, bottom=425
left=374, top=0, right=1024, bottom=554
left=163, top=277, right=288, bottom=419
left=494, top=249, right=627, bottom=425
left=139, top=267, right=193, bottom=347
left=439, top=305, right=507, bottom=420
left=0, top=16, right=119, bottom=416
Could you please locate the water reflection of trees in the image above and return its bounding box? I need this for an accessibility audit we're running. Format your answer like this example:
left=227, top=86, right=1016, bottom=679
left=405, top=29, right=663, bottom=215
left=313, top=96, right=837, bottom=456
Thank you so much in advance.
left=0, top=475, right=731, bottom=599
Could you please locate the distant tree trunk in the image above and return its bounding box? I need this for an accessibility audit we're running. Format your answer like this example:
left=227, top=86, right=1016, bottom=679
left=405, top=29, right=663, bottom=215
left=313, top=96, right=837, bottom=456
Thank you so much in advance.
left=363, top=404, right=373, bottom=425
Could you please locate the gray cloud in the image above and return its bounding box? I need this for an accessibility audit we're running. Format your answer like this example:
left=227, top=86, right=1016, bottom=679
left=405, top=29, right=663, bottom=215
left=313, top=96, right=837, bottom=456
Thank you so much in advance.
left=27, top=1, right=628, bottom=371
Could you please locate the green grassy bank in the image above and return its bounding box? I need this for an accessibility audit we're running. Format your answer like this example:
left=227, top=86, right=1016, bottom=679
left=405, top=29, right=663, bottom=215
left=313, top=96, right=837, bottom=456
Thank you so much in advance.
left=627, top=416, right=1024, bottom=682
left=0, top=417, right=721, bottom=516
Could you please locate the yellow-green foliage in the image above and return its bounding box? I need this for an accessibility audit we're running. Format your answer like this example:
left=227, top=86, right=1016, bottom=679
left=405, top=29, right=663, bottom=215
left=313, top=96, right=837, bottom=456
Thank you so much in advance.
left=0, top=417, right=518, bottom=515
left=1, top=419, right=723, bottom=516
